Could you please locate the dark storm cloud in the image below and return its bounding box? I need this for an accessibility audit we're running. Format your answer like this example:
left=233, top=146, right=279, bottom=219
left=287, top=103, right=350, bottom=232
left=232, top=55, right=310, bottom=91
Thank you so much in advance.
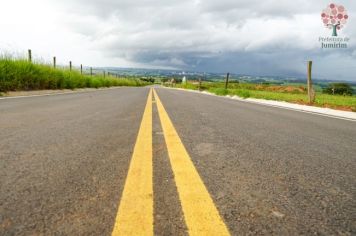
left=51, top=0, right=356, bottom=80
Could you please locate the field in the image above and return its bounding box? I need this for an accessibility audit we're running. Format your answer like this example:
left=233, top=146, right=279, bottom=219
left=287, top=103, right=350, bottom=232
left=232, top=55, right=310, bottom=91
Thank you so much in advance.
left=0, top=56, right=148, bottom=94
left=173, top=81, right=356, bottom=112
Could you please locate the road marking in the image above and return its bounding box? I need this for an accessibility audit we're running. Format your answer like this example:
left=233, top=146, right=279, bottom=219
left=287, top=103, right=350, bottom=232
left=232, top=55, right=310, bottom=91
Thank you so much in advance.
left=112, top=88, right=153, bottom=236
left=153, top=89, right=231, bottom=236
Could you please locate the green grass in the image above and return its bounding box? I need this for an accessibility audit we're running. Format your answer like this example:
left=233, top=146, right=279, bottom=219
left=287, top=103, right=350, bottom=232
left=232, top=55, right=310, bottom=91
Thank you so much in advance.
left=0, top=56, right=149, bottom=92
left=174, top=82, right=356, bottom=111
left=178, top=82, right=200, bottom=90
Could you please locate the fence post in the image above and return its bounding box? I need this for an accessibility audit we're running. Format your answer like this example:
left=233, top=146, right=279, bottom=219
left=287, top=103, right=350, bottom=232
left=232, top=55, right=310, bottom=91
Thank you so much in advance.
left=103, top=71, right=106, bottom=78
left=53, top=57, right=56, bottom=68
left=69, top=61, right=72, bottom=71
left=80, top=64, right=83, bottom=75
left=28, top=49, right=32, bottom=62
left=90, top=67, right=93, bottom=76
left=307, top=61, right=315, bottom=103
left=198, top=78, right=202, bottom=91
left=225, top=72, right=230, bottom=90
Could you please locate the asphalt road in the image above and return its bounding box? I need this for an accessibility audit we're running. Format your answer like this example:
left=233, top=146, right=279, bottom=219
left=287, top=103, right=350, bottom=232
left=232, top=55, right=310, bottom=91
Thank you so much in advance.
left=1, top=87, right=355, bottom=235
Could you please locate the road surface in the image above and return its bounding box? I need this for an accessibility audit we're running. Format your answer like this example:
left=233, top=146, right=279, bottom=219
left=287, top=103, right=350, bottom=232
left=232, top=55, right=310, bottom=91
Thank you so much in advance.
left=1, top=87, right=355, bottom=235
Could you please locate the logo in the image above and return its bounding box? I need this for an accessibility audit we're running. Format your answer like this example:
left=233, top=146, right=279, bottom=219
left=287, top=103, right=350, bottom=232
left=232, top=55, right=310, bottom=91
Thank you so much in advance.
left=319, top=3, right=349, bottom=49
left=321, top=3, right=348, bottom=37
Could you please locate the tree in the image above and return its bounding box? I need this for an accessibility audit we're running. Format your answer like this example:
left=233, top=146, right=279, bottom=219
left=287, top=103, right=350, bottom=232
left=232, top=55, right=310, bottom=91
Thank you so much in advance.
left=160, top=78, right=169, bottom=83
left=175, top=78, right=182, bottom=83
left=321, top=4, right=348, bottom=36
left=140, top=77, right=155, bottom=83
left=323, top=83, right=353, bottom=96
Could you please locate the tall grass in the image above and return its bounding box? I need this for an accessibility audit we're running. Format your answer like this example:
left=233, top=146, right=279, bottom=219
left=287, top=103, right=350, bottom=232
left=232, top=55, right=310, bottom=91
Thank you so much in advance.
left=0, top=56, right=148, bottom=92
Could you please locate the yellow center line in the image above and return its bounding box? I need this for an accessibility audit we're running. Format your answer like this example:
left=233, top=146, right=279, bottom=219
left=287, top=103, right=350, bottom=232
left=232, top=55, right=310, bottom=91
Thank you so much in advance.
left=112, top=88, right=153, bottom=236
left=153, top=89, right=230, bottom=236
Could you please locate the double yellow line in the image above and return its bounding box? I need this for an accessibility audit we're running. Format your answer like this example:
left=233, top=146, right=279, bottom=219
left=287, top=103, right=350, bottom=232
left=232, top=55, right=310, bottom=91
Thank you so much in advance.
left=112, top=88, right=230, bottom=236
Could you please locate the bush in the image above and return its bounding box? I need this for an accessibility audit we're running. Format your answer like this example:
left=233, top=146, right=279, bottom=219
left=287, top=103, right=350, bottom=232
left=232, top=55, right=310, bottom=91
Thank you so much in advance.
left=323, top=83, right=353, bottom=96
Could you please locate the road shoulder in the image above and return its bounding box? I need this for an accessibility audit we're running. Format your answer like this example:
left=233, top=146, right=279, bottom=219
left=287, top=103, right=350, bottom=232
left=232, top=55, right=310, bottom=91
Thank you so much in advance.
left=0, top=87, right=129, bottom=99
left=163, top=87, right=356, bottom=121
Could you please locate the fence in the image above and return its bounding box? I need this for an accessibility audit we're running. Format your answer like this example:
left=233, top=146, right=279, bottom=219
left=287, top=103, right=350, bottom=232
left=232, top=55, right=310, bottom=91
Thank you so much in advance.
left=27, top=49, right=121, bottom=78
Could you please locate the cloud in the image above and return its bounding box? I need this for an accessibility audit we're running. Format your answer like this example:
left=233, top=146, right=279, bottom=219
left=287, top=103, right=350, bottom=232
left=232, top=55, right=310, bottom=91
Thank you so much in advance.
left=1, top=0, right=356, bottom=80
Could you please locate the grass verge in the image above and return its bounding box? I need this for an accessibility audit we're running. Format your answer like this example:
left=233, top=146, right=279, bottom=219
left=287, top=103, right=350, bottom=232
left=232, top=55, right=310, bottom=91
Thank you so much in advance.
left=172, top=82, right=356, bottom=112
left=0, top=57, right=148, bottom=92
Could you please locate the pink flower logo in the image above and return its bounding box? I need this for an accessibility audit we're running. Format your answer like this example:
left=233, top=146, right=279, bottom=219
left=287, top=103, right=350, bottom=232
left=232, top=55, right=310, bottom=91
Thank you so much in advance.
left=321, top=3, right=348, bottom=36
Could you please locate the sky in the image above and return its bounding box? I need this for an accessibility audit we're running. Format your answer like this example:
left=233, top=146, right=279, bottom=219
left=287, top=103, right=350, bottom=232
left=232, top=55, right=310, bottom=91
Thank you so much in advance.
left=0, top=0, right=356, bottom=81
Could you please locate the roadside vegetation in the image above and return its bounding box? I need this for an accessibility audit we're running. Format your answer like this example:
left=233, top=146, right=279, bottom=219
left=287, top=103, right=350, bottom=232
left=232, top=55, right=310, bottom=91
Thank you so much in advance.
left=322, top=83, right=354, bottom=96
left=169, top=81, right=356, bottom=112
left=0, top=56, right=149, bottom=94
